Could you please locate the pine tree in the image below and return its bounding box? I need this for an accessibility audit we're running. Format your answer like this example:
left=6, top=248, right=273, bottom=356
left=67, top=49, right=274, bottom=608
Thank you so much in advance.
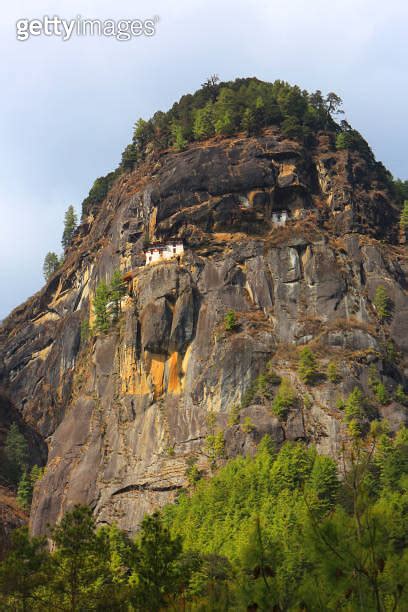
left=400, top=200, right=408, bottom=232
left=298, top=347, right=319, bottom=385
left=271, top=378, right=297, bottom=418
left=42, top=252, right=59, bottom=281
left=344, top=388, right=366, bottom=436
left=373, top=285, right=391, bottom=321
left=109, top=270, right=126, bottom=321
left=17, top=469, right=32, bottom=510
left=93, top=281, right=110, bottom=333
left=131, top=512, right=183, bottom=610
left=50, top=506, right=112, bottom=611
left=327, top=361, right=339, bottom=383
left=0, top=527, right=50, bottom=610
left=4, top=423, right=28, bottom=485
left=171, top=123, right=187, bottom=151
left=61, top=205, right=78, bottom=250
left=193, top=102, right=215, bottom=140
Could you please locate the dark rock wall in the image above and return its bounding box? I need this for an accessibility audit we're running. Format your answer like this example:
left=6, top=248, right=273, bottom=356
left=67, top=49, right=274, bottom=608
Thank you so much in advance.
left=0, top=130, right=406, bottom=536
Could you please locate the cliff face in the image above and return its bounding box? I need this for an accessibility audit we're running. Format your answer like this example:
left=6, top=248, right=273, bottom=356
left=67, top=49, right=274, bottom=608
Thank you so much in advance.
left=0, top=128, right=407, bottom=536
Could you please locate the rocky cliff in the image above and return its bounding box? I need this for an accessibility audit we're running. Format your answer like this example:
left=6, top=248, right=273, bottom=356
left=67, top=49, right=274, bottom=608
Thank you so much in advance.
left=1, top=127, right=407, bottom=537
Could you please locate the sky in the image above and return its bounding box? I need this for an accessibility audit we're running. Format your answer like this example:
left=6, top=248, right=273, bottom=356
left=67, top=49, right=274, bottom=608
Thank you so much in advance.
left=0, top=0, right=407, bottom=320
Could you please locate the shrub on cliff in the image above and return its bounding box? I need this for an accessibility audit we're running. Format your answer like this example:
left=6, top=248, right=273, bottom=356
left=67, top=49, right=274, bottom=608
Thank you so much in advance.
left=224, top=310, right=238, bottom=332
left=81, top=171, right=119, bottom=218
left=271, top=377, right=297, bottom=418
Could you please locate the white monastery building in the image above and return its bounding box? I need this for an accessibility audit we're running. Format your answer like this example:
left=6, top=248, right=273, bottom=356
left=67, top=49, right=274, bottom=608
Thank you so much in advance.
left=144, top=242, right=184, bottom=265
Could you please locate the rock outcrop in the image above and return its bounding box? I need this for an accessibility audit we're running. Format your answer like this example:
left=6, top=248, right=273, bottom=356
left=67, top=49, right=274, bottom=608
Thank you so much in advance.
left=0, top=128, right=407, bottom=537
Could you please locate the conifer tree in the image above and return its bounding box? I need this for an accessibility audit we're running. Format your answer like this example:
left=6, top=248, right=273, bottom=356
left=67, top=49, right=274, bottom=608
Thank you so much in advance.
left=4, top=423, right=28, bottom=485
left=61, top=205, right=78, bottom=250
left=298, top=347, right=319, bottom=385
left=50, top=506, right=111, bottom=611
left=373, top=285, right=391, bottom=321
left=400, top=200, right=408, bottom=232
left=109, top=270, right=126, bottom=321
left=131, top=512, right=183, bottom=610
left=17, top=469, right=32, bottom=510
left=171, top=123, right=187, bottom=151
left=42, top=251, right=59, bottom=281
left=0, top=528, right=50, bottom=609
left=93, top=281, right=110, bottom=333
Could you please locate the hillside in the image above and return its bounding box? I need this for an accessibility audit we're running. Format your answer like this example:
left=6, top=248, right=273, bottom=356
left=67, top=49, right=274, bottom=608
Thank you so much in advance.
left=0, top=79, right=406, bottom=547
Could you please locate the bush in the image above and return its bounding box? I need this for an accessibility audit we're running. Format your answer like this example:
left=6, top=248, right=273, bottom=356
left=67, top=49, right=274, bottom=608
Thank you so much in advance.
left=271, top=378, right=297, bottom=419
left=81, top=171, right=119, bottom=217
left=224, top=310, right=238, bottom=332
left=241, top=417, right=254, bottom=434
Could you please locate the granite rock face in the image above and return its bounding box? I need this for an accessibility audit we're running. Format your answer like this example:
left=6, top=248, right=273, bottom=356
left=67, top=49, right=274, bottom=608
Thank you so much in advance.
left=0, top=129, right=407, bottom=536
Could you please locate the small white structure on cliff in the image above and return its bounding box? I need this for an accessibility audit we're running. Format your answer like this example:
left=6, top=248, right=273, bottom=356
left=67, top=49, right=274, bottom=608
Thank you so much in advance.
left=144, top=242, right=184, bottom=265
left=272, top=210, right=289, bottom=225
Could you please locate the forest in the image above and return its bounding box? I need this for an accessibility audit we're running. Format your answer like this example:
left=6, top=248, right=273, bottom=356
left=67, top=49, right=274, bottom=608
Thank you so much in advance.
left=1, top=427, right=407, bottom=611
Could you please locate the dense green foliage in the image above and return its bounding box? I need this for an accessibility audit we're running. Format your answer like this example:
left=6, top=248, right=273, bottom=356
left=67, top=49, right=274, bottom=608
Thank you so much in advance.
left=2, top=423, right=28, bottom=486
left=271, top=377, right=297, bottom=418
left=16, top=465, right=43, bottom=510
left=61, top=205, right=78, bottom=250
left=81, top=171, right=119, bottom=217
left=224, top=310, right=238, bottom=332
left=42, top=252, right=59, bottom=281
left=93, top=281, right=111, bottom=333
left=119, top=78, right=344, bottom=174
left=394, top=180, right=408, bottom=204
left=400, top=200, right=408, bottom=231
left=1, top=431, right=408, bottom=610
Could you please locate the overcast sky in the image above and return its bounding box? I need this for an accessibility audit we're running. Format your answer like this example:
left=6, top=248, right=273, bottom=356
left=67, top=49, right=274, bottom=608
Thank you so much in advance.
left=0, top=0, right=407, bottom=320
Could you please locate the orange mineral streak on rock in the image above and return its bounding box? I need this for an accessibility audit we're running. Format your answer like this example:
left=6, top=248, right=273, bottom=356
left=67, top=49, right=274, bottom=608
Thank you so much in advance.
left=148, top=354, right=166, bottom=398
left=167, top=351, right=181, bottom=394
left=119, top=346, right=150, bottom=395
